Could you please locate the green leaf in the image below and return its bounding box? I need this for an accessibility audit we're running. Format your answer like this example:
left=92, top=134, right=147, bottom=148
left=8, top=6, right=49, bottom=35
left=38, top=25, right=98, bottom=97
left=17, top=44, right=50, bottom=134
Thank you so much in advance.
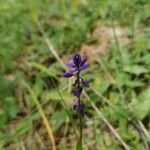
left=27, top=62, right=57, bottom=78
left=0, top=109, right=6, bottom=128
left=16, top=119, right=32, bottom=135
left=5, top=97, right=17, bottom=119
left=97, top=82, right=111, bottom=94
left=76, top=139, right=83, bottom=150
left=116, top=72, right=129, bottom=86
left=123, top=65, right=149, bottom=75
left=132, top=87, right=150, bottom=120
left=51, top=110, right=67, bottom=131
left=116, top=105, right=128, bottom=129
left=44, top=90, right=73, bottom=101
left=32, top=75, right=44, bottom=97
left=126, top=80, right=144, bottom=88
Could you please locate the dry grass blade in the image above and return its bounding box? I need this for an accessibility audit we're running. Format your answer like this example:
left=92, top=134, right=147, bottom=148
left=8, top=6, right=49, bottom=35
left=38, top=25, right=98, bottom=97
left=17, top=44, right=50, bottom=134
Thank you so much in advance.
left=132, top=121, right=150, bottom=150
left=137, top=121, right=150, bottom=139
left=36, top=20, right=66, bottom=69
left=91, top=102, right=130, bottom=150
left=91, top=88, right=150, bottom=149
left=83, top=91, right=130, bottom=150
left=22, top=81, right=56, bottom=150
left=91, top=87, right=115, bottom=108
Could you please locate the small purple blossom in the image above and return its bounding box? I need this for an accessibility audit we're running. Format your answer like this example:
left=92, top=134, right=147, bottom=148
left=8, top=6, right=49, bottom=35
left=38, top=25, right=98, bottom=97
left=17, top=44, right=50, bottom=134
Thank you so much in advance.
left=64, top=72, right=73, bottom=78
left=73, top=54, right=81, bottom=66
left=81, top=78, right=90, bottom=88
left=64, top=54, right=89, bottom=76
left=74, top=86, right=83, bottom=98
left=80, top=57, right=87, bottom=66
left=73, top=101, right=84, bottom=116
left=64, top=53, right=90, bottom=116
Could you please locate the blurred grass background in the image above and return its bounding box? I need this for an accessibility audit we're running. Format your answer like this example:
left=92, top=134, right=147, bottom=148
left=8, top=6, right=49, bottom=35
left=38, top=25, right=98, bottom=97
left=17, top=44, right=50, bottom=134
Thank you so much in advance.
left=0, top=0, right=150, bottom=149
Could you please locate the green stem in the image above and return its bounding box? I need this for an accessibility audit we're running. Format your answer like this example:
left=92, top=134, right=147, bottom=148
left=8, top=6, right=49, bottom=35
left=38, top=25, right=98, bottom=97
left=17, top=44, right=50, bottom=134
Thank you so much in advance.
left=79, top=112, right=83, bottom=148
left=76, top=66, right=83, bottom=150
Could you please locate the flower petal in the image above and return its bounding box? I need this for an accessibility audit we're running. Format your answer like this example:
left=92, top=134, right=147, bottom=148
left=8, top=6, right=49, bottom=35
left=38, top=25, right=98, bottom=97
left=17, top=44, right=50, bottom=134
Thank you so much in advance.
left=66, top=60, right=76, bottom=68
left=73, top=54, right=81, bottom=66
left=81, top=78, right=90, bottom=88
left=79, top=64, right=89, bottom=71
left=80, top=57, right=87, bottom=66
left=66, top=63, right=75, bottom=68
left=64, top=72, right=73, bottom=78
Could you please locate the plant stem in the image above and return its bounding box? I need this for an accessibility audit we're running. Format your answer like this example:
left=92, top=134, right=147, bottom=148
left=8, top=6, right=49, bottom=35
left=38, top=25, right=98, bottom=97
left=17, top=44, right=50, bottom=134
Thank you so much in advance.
left=79, top=112, right=83, bottom=146
left=77, top=67, right=83, bottom=150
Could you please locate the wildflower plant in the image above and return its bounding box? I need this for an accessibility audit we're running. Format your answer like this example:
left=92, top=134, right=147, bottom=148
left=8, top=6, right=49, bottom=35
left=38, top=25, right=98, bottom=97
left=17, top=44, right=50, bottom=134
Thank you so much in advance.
left=64, top=53, right=90, bottom=149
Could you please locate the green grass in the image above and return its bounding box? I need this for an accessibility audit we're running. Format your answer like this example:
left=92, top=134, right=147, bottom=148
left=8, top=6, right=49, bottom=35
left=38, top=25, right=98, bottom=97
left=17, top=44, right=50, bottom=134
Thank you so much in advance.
left=0, top=0, right=150, bottom=149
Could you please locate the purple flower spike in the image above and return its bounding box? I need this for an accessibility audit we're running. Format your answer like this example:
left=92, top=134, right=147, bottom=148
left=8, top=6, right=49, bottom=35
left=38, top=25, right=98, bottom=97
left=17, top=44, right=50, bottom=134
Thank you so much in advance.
left=81, top=78, right=90, bottom=88
left=64, top=72, right=73, bottom=78
left=65, top=54, right=88, bottom=73
left=64, top=53, right=90, bottom=117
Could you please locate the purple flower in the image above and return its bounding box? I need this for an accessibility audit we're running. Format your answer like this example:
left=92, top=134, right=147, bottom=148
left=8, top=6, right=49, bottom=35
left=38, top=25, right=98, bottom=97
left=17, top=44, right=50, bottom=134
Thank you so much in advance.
left=81, top=78, right=90, bottom=88
left=64, top=54, right=89, bottom=76
left=66, top=60, right=76, bottom=68
left=73, top=101, right=85, bottom=116
left=74, top=86, right=83, bottom=98
left=80, top=57, right=87, bottom=66
left=79, top=64, right=89, bottom=72
left=73, top=54, right=81, bottom=66
left=64, top=72, right=73, bottom=78
left=64, top=53, right=90, bottom=117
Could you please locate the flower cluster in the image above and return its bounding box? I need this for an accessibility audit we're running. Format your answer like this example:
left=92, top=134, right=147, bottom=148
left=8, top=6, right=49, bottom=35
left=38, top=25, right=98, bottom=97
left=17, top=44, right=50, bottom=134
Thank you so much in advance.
left=64, top=54, right=90, bottom=116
